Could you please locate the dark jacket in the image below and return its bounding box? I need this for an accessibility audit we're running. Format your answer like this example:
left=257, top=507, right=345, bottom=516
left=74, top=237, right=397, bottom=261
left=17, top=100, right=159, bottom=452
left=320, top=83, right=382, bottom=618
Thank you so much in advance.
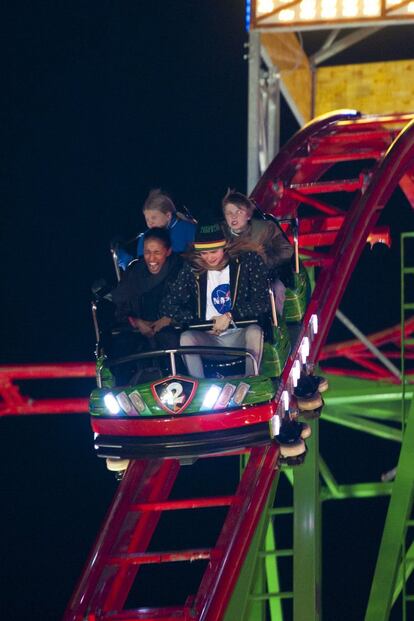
left=159, top=252, right=270, bottom=326
left=112, top=254, right=183, bottom=323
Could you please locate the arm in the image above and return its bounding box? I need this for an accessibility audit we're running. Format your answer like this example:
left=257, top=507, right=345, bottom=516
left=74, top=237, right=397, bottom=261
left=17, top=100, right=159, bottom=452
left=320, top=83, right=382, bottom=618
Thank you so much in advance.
left=116, top=247, right=135, bottom=271
left=264, top=221, right=294, bottom=268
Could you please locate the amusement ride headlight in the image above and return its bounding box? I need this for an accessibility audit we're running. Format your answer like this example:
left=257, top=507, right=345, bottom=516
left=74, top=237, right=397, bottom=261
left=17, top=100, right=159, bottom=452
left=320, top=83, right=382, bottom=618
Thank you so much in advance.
left=282, top=390, right=290, bottom=412
left=214, top=383, right=237, bottom=410
left=311, top=313, right=318, bottom=336
left=116, top=391, right=134, bottom=414
left=291, top=359, right=301, bottom=387
left=104, top=393, right=121, bottom=415
left=202, top=385, right=222, bottom=410
left=270, top=414, right=281, bottom=438
left=299, top=336, right=310, bottom=364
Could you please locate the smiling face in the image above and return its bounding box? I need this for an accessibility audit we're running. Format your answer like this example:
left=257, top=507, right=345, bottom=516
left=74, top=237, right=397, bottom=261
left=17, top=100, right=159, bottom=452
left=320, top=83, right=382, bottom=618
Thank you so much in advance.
left=199, top=248, right=225, bottom=268
left=144, top=208, right=172, bottom=229
left=223, top=203, right=251, bottom=233
left=143, top=238, right=172, bottom=274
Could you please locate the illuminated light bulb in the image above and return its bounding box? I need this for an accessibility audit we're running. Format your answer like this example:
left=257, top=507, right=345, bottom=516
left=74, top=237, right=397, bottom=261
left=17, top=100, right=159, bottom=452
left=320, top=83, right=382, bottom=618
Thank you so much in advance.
left=282, top=390, right=290, bottom=411
left=202, top=385, right=222, bottom=410
left=386, top=0, right=400, bottom=6
left=299, top=336, right=310, bottom=364
left=311, top=313, right=319, bottom=335
left=293, top=359, right=301, bottom=383
left=278, top=8, right=296, bottom=21
left=300, top=0, right=317, bottom=19
left=270, top=415, right=281, bottom=437
left=257, top=0, right=275, bottom=15
left=104, top=393, right=121, bottom=415
left=321, top=0, right=338, bottom=19
left=289, top=369, right=298, bottom=388
left=362, top=0, right=380, bottom=16
left=408, top=1, right=414, bottom=12
left=290, top=359, right=301, bottom=387
left=116, top=391, right=133, bottom=414
left=214, top=383, right=237, bottom=409
left=342, top=0, right=358, bottom=17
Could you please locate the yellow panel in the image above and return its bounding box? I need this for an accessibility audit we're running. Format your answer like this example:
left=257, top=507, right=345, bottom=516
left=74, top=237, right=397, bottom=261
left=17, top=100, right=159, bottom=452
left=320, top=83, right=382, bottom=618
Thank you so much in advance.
left=315, top=60, right=414, bottom=117
left=261, top=32, right=312, bottom=123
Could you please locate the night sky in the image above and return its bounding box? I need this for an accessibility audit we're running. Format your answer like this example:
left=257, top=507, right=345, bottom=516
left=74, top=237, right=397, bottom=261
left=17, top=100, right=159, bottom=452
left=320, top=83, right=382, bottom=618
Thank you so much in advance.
left=1, top=3, right=414, bottom=620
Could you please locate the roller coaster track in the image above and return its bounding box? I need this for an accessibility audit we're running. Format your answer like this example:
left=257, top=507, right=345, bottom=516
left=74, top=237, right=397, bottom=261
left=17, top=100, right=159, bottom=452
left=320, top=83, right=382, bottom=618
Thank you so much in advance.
left=1, top=110, right=414, bottom=620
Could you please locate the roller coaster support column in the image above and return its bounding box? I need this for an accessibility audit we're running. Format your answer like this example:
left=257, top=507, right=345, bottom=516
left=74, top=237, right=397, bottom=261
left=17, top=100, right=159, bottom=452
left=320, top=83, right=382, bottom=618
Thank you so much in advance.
left=364, top=396, right=414, bottom=621
left=247, top=30, right=281, bottom=193
left=293, top=419, right=322, bottom=621
left=247, top=30, right=261, bottom=193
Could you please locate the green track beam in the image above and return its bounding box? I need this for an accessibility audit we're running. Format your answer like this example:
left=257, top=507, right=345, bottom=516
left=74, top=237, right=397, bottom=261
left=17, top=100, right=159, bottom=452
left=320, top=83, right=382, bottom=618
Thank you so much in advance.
left=224, top=475, right=279, bottom=621
left=293, top=419, right=322, bottom=621
left=365, top=396, right=414, bottom=621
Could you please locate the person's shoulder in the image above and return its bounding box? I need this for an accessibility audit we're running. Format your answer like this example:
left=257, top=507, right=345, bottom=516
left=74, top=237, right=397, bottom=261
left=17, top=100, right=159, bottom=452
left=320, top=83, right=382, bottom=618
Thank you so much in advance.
left=136, top=230, right=146, bottom=250
left=251, top=217, right=278, bottom=234
left=241, top=250, right=266, bottom=267
left=177, top=260, right=194, bottom=275
left=169, top=252, right=184, bottom=271
left=177, top=218, right=196, bottom=232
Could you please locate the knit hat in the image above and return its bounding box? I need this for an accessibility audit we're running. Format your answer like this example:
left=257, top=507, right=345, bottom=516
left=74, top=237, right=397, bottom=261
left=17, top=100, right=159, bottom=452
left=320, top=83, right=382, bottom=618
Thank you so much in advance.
left=193, top=222, right=227, bottom=251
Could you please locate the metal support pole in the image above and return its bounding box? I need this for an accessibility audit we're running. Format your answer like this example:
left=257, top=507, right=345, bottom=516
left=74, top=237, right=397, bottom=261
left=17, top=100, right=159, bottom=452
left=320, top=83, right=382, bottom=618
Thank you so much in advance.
left=293, top=420, right=322, bottom=621
left=310, top=26, right=383, bottom=66
left=266, top=70, right=281, bottom=168
left=248, top=30, right=261, bottom=194
left=335, top=309, right=401, bottom=380
left=365, top=396, right=414, bottom=621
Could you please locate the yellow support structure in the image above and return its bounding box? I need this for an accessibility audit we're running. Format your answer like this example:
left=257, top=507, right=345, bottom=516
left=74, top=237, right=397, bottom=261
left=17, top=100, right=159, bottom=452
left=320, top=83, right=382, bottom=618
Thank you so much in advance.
left=315, top=60, right=414, bottom=117
left=261, top=32, right=312, bottom=124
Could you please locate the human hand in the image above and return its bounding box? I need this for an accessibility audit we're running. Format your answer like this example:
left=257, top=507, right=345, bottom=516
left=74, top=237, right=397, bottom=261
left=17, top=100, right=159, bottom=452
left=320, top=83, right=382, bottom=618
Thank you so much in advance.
left=128, top=317, right=154, bottom=337
left=152, top=316, right=172, bottom=334
left=212, top=313, right=231, bottom=335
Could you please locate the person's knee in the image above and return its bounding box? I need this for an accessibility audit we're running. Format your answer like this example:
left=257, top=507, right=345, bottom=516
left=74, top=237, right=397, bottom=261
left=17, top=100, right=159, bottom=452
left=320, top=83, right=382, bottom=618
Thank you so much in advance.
left=246, top=324, right=263, bottom=343
left=180, top=330, right=197, bottom=347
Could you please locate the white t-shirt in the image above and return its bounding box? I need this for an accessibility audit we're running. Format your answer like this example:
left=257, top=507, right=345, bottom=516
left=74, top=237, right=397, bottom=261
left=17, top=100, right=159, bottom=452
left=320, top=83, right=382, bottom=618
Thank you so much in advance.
left=205, top=266, right=232, bottom=320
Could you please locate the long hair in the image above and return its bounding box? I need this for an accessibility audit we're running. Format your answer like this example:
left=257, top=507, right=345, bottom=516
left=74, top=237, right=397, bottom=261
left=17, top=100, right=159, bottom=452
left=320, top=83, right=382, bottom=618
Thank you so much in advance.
left=226, top=220, right=278, bottom=267
left=184, top=246, right=230, bottom=275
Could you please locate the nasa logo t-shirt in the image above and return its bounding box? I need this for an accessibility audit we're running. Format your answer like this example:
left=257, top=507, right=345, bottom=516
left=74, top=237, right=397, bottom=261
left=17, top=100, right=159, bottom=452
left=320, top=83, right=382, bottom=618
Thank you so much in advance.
left=205, top=266, right=232, bottom=320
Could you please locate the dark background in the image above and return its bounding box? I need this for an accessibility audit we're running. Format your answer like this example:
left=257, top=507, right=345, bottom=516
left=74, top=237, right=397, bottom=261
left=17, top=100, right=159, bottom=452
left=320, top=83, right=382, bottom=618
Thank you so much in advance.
left=1, top=2, right=414, bottom=620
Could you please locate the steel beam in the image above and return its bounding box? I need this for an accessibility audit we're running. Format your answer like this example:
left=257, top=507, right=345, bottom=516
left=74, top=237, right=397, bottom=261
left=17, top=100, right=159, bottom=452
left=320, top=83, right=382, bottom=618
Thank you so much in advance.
left=293, top=420, right=322, bottom=621
left=248, top=30, right=261, bottom=193
left=365, top=396, right=414, bottom=621
left=310, top=27, right=383, bottom=66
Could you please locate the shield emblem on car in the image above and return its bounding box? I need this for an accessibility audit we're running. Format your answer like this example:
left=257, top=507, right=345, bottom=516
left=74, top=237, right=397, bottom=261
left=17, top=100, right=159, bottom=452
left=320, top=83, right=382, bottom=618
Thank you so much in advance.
left=151, top=376, right=198, bottom=415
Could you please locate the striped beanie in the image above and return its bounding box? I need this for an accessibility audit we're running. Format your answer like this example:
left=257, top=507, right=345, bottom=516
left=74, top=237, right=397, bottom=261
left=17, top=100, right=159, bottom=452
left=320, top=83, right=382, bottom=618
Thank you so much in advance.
left=193, top=222, right=227, bottom=251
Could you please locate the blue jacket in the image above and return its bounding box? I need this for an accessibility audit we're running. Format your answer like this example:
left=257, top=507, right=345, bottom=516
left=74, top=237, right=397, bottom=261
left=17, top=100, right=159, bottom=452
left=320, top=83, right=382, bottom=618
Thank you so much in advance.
left=117, top=216, right=196, bottom=270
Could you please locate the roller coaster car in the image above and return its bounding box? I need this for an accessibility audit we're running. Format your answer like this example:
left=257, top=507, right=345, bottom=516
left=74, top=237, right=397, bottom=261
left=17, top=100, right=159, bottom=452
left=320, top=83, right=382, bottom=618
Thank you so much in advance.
left=90, top=264, right=311, bottom=461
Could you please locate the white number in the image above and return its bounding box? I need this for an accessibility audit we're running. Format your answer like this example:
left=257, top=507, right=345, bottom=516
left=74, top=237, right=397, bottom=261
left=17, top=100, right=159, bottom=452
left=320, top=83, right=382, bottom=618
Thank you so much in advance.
left=162, top=382, right=186, bottom=409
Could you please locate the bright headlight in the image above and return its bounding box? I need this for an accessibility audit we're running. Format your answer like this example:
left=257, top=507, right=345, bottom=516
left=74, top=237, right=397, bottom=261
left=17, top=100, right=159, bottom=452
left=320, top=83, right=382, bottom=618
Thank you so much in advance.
left=104, top=393, right=121, bottom=415
left=202, top=385, right=222, bottom=410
